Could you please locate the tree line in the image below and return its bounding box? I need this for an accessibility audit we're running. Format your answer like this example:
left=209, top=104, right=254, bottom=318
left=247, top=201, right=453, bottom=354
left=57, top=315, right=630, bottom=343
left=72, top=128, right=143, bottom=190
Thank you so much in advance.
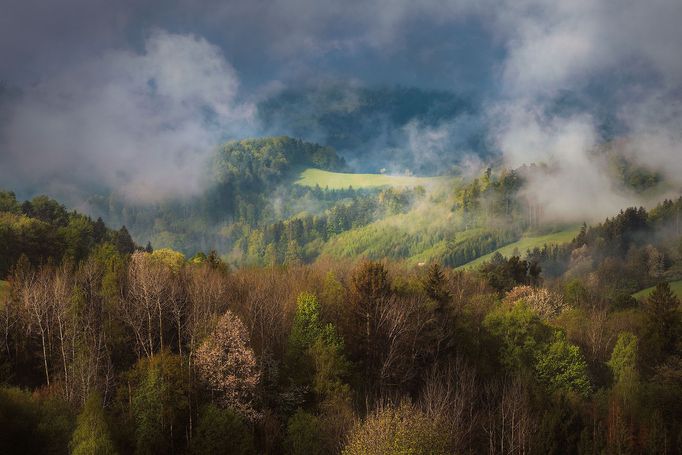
left=1, top=241, right=681, bottom=453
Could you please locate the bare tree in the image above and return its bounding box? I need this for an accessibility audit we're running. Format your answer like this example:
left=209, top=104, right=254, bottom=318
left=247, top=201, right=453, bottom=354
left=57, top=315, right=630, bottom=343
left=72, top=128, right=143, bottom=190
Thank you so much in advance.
left=69, top=258, right=115, bottom=405
left=17, top=265, right=54, bottom=385
left=482, top=378, right=536, bottom=455
left=121, top=252, right=174, bottom=358
left=419, top=360, right=478, bottom=453
left=184, top=264, right=227, bottom=363
left=376, top=295, right=432, bottom=394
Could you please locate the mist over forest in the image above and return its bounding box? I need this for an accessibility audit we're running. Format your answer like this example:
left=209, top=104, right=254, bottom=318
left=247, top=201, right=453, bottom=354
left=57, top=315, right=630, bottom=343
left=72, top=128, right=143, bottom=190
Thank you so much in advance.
left=1, top=1, right=682, bottom=454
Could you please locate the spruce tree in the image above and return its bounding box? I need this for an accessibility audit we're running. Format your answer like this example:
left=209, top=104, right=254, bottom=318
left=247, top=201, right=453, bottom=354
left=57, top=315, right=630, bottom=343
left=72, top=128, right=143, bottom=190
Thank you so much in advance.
left=644, top=282, right=681, bottom=360
left=115, top=226, right=135, bottom=255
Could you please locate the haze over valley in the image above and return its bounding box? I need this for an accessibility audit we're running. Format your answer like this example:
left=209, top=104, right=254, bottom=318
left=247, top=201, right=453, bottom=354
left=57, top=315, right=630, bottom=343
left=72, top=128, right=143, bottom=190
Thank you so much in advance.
left=1, top=1, right=682, bottom=454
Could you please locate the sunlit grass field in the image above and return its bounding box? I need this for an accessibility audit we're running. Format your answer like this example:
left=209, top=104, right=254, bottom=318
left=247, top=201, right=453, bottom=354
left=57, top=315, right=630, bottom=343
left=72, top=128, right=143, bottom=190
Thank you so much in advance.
left=295, top=168, right=451, bottom=189
left=457, top=227, right=580, bottom=269
left=633, top=280, right=682, bottom=300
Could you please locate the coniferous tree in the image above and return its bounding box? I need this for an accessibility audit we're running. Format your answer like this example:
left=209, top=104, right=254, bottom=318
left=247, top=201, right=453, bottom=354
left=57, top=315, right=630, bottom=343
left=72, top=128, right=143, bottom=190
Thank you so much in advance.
left=115, top=226, right=135, bottom=255
left=644, top=282, right=681, bottom=362
left=424, top=263, right=451, bottom=306
left=92, top=217, right=107, bottom=244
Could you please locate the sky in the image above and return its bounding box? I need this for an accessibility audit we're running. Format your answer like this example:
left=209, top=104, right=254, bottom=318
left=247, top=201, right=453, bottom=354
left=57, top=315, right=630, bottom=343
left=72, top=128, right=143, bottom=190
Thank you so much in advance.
left=1, top=0, right=682, bottom=219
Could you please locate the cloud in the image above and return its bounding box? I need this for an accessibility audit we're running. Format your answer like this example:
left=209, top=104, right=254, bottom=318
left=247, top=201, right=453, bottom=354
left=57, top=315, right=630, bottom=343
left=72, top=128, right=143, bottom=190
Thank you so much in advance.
left=0, top=29, right=255, bottom=202
left=485, top=0, right=682, bottom=221
left=2, top=0, right=682, bottom=218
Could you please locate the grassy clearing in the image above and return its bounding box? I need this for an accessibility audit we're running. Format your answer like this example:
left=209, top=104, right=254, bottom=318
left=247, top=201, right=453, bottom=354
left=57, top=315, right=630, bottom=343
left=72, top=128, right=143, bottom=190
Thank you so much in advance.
left=295, top=168, right=451, bottom=190
left=456, top=227, right=580, bottom=270
left=632, top=280, right=682, bottom=300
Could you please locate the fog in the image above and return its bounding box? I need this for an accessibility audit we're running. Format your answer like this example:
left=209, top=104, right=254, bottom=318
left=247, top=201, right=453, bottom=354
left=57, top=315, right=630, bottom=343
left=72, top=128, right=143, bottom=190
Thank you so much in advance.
left=0, top=30, right=255, bottom=203
left=487, top=0, right=682, bottom=221
left=1, top=0, right=681, bottom=221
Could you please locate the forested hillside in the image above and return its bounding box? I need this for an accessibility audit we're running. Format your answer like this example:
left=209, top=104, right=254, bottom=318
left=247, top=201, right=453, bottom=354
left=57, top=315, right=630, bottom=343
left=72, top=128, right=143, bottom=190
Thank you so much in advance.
left=4, top=0, right=682, bottom=452
left=0, top=191, right=139, bottom=277
left=257, top=84, right=487, bottom=174
left=1, top=208, right=681, bottom=453
left=3, top=123, right=682, bottom=455
left=87, top=136, right=347, bottom=254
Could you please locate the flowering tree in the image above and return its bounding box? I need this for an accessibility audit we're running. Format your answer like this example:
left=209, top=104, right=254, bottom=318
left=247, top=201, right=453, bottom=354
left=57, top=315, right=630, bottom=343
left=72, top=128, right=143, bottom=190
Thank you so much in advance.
left=504, top=285, right=567, bottom=319
left=195, top=310, right=260, bottom=419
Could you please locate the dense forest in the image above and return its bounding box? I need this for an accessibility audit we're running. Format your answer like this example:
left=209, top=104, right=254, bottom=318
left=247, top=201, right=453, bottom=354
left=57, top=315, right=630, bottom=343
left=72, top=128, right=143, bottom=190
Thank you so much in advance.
left=2, top=137, right=681, bottom=455
left=4, top=0, right=682, bottom=452
left=1, top=186, right=682, bottom=454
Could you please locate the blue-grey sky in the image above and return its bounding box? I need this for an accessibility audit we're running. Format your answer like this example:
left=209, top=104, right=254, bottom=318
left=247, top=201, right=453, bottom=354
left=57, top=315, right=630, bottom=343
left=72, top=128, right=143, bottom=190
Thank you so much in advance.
left=2, top=0, right=682, bottom=218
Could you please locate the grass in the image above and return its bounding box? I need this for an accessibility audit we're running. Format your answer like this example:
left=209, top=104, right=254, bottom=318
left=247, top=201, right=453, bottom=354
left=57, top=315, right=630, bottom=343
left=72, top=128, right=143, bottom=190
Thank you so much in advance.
left=319, top=205, right=460, bottom=260
left=295, top=168, right=451, bottom=190
left=632, top=280, right=682, bottom=300
left=456, top=227, right=581, bottom=270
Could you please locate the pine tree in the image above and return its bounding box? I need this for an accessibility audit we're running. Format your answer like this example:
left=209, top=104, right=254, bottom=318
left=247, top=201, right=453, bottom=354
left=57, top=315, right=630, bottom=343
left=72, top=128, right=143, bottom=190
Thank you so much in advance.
left=115, top=226, right=135, bottom=255
left=93, top=217, right=107, bottom=244
left=644, top=282, right=681, bottom=360
left=424, top=263, right=451, bottom=305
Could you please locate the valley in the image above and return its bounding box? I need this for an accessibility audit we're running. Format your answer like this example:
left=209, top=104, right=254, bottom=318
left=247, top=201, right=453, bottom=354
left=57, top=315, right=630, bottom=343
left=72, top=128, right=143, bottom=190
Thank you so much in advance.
left=3, top=1, right=682, bottom=452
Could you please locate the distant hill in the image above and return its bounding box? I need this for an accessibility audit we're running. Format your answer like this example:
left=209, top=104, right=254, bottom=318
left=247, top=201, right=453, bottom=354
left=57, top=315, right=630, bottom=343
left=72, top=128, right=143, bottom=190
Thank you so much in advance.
left=257, top=84, right=489, bottom=174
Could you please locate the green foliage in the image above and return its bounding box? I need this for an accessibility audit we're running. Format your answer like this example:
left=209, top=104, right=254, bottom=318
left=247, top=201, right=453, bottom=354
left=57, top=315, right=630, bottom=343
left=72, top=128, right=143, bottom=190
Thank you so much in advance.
left=70, top=393, right=118, bottom=455
left=609, top=153, right=661, bottom=192
left=60, top=214, right=95, bottom=262
left=286, top=292, right=350, bottom=398
left=190, top=405, right=255, bottom=455
left=342, top=401, right=451, bottom=455
left=479, top=253, right=541, bottom=293
left=643, top=282, right=681, bottom=362
left=310, top=324, right=351, bottom=399
left=126, top=353, right=189, bottom=455
left=535, top=395, right=585, bottom=455
left=608, top=332, right=639, bottom=384
left=460, top=227, right=580, bottom=270
left=423, top=263, right=451, bottom=304
left=535, top=332, right=592, bottom=397
left=484, top=303, right=551, bottom=373
left=288, top=292, right=324, bottom=353
left=608, top=332, right=640, bottom=411
left=22, top=195, right=69, bottom=226
left=0, top=192, right=126, bottom=277
left=285, top=409, right=324, bottom=455
left=633, top=280, right=682, bottom=300
left=0, top=191, right=20, bottom=213
left=115, top=226, right=136, bottom=255
left=149, top=248, right=185, bottom=272
left=564, top=278, right=589, bottom=307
